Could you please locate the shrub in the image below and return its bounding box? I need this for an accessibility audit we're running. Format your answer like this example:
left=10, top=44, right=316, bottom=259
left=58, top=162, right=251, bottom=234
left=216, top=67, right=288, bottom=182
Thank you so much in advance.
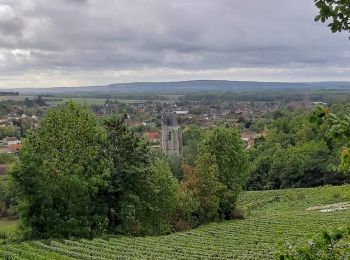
left=275, top=226, right=350, bottom=259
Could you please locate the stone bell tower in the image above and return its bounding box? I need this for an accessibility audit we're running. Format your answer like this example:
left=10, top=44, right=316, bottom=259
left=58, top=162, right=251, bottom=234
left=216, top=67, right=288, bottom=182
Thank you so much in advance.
left=160, top=111, right=182, bottom=156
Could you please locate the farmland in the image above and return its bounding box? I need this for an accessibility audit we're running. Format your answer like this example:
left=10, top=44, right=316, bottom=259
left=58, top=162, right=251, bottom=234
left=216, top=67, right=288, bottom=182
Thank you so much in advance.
left=1, top=184, right=350, bottom=259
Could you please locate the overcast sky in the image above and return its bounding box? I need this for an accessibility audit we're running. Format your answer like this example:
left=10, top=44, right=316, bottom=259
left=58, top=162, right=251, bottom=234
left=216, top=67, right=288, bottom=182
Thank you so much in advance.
left=0, top=0, right=349, bottom=88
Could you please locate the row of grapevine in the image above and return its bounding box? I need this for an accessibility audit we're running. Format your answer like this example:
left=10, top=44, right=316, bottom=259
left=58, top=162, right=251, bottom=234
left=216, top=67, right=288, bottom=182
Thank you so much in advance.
left=2, top=184, right=350, bottom=259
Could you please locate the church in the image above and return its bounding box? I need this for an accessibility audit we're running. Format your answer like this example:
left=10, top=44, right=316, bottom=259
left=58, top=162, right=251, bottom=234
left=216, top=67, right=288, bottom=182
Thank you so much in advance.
left=160, top=111, right=182, bottom=156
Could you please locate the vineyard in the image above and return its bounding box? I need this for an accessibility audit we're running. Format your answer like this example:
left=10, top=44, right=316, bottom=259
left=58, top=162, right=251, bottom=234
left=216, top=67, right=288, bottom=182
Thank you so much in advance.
left=1, top=184, right=350, bottom=259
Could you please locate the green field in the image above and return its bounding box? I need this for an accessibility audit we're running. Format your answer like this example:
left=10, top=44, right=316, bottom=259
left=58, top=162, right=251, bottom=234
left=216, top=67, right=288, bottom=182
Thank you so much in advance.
left=0, top=96, right=35, bottom=102
left=46, top=97, right=112, bottom=106
left=1, top=185, right=350, bottom=259
left=0, top=219, right=17, bottom=243
left=45, top=97, right=178, bottom=106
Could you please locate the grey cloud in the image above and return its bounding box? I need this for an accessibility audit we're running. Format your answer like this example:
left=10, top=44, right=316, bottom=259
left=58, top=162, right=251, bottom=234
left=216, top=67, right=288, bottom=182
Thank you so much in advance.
left=0, top=0, right=350, bottom=85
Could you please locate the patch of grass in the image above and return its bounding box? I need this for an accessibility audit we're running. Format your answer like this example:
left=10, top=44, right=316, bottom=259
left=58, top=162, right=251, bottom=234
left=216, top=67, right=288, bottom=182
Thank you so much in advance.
left=0, top=219, right=17, bottom=242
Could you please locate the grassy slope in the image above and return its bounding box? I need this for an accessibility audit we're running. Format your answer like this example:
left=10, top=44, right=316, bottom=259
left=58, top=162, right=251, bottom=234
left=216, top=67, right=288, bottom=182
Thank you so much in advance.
left=0, top=219, right=17, bottom=243
left=1, top=185, right=350, bottom=259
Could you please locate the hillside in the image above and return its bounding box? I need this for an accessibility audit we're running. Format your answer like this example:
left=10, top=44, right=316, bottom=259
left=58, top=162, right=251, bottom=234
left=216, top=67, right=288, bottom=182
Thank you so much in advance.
left=10, top=80, right=350, bottom=95
left=1, top=184, right=350, bottom=259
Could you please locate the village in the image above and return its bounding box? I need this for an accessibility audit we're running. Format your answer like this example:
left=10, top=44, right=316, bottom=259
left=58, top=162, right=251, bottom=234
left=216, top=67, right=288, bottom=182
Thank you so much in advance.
left=0, top=93, right=323, bottom=177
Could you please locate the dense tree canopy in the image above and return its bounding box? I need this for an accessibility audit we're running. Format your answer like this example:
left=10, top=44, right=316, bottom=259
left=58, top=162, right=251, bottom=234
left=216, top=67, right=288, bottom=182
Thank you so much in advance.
left=103, top=115, right=178, bottom=235
left=248, top=109, right=349, bottom=190
left=10, top=104, right=181, bottom=238
left=10, top=102, right=111, bottom=238
left=200, top=127, right=250, bottom=219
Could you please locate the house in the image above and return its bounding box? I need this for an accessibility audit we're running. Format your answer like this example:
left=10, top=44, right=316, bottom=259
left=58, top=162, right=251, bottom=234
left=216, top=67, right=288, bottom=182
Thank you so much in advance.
left=241, top=130, right=266, bottom=148
left=144, top=131, right=160, bottom=143
left=9, top=143, right=22, bottom=152
left=2, top=137, right=20, bottom=146
left=174, top=111, right=189, bottom=115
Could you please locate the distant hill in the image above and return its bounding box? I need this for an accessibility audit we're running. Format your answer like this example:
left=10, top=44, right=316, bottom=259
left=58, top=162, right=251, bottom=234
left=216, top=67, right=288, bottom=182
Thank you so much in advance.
left=8, top=80, right=350, bottom=95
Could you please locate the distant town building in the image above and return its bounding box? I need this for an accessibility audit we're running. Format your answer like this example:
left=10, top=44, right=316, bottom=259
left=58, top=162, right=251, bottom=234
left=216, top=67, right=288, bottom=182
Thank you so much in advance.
left=174, top=110, right=189, bottom=115
left=2, top=137, right=20, bottom=146
left=160, top=111, right=182, bottom=156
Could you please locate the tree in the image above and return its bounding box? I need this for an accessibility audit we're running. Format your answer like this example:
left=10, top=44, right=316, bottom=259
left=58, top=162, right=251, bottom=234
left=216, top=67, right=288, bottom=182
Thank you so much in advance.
left=103, top=115, right=179, bottom=235
left=138, top=159, right=179, bottom=235
left=248, top=109, right=348, bottom=190
left=10, top=102, right=111, bottom=238
left=182, top=154, right=225, bottom=224
left=313, top=106, right=350, bottom=173
left=182, top=126, right=203, bottom=166
left=314, top=0, right=350, bottom=37
left=272, top=141, right=336, bottom=188
left=200, top=127, right=250, bottom=219
left=103, top=114, right=152, bottom=233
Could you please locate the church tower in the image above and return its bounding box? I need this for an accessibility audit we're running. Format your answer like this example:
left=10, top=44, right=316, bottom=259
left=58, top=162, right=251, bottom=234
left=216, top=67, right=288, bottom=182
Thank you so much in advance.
left=160, top=111, right=182, bottom=156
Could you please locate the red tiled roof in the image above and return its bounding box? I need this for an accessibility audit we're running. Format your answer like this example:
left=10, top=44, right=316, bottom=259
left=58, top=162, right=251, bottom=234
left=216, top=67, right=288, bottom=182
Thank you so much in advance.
left=145, top=131, right=160, bottom=140
left=9, top=143, right=21, bottom=152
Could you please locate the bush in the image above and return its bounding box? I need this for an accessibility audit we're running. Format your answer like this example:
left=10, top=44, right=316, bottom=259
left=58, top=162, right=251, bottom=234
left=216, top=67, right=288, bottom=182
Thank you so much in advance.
left=275, top=226, right=350, bottom=259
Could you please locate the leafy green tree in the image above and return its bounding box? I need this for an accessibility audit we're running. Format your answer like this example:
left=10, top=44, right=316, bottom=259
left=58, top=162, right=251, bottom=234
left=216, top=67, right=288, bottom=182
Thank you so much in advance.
left=182, top=126, right=204, bottom=166
left=10, top=102, right=111, bottom=238
left=313, top=106, right=350, bottom=173
left=141, top=159, right=179, bottom=234
left=190, top=153, right=225, bottom=223
left=103, top=114, right=151, bottom=233
left=271, top=141, right=335, bottom=188
left=200, top=127, right=250, bottom=219
left=118, top=158, right=179, bottom=235
left=314, top=0, right=350, bottom=37
left=103, top=115, right=179, bottom=235
left=248, top=109, right=348, bottom=190
left=166, top=154, right=184, bottom=180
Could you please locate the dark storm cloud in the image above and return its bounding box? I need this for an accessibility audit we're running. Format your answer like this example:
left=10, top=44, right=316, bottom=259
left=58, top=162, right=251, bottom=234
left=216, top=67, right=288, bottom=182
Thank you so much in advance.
left=0, top=0, right=350, bottom=86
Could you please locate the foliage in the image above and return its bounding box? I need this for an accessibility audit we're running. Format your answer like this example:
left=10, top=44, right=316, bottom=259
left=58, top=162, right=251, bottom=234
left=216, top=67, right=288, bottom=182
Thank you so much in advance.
left=0, top=126, right=20, bottom=140
left=3, top=184, right=350, bottom=259
left=314, top=0, right=350, bottom=37
left=182, top=126, right=204, bottom=166
left=10, top=102, right=111, bottom=239
left=166, top=154, right=184, bottom=180
left=248, top=110, right=349, bottom=190
left=145, top=159, right=179, bottom=234
left=102, top=114, right=151, bottom=233
left=0, top=176, right=13, bottom=217
left=312, top=105, right=350, bottom=173
left=270, top=141, right=334, bottom=188
left=200, top=127, right=250, bottom=219
left=0, top=153, right=17, bottom=164
left=181, top=155, right=225, bottom=224
left=0, top=219, right=17, bottom=242
left=103, top=115, right=179, bottom=235
left=275, top=226, right=350, bottom=259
